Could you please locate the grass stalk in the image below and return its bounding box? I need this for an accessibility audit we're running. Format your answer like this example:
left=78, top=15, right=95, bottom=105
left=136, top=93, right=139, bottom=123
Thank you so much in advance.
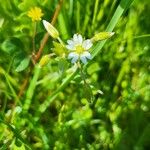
left=23, top=65, right=41, bottom=111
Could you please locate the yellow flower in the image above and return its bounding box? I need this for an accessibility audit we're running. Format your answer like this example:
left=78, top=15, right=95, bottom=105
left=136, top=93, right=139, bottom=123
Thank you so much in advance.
left=27, top=7, right=44, bottom=21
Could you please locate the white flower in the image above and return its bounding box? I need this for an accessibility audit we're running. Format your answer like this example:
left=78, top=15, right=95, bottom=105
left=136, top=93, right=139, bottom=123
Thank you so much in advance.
left=66, top=34, right=93, bottom=64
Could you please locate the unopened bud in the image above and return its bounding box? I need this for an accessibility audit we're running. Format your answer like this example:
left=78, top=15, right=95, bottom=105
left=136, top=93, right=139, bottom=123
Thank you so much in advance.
left=91, top=32, right=115, bottom=42
left=42, top=20, right=59, bottom=39
left=39, top=55, right=50, bottom=67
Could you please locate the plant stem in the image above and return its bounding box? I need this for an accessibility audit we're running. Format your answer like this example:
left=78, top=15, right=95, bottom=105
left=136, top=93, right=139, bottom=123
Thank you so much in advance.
left=32, top=22, right=37, bottom=53
left=79, top=64, right=94, bottom=102
left=23, top=65, right=41, bottom=111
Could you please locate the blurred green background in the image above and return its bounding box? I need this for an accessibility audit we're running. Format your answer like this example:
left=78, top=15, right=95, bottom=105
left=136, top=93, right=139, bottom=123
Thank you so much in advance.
left=0, top=0, right=150, bottom=149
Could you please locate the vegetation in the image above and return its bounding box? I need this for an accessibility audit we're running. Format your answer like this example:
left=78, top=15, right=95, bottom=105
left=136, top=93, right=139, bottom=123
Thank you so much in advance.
left=0, top=0, right=150, bottom=149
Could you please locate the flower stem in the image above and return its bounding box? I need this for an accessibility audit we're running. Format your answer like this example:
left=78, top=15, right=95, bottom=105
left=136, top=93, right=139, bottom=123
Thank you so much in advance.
left=57, top=37, right=65, bottom=46
left=78, top=63, right=94, bottom=103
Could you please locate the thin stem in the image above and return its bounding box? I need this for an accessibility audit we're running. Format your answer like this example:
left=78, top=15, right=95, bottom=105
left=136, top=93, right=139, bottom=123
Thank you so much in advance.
left=32, top=22, right=37, bottom=53
left=109, top=34, right=150, bottom=45
left=133, top=34, right=150, bottom=39
left=78, top=62, right=87, bottom=85
left=57, top=37, right=65, bottom=46
left=78, top=63, right=94, bottom=103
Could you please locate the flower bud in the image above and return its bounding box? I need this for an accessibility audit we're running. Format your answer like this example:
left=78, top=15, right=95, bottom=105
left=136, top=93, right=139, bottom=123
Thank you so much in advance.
left=39, top=55, right=50, bottom=67
left=91, top=32, right=115, bottom=42
left=42, top=20, right=59, bottom=39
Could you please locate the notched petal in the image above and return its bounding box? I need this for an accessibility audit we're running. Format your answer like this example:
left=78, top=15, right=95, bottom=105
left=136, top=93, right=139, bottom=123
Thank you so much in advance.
left=80, top=56, right=87, bottom=64
left=83, top=39, right=93, bottom=50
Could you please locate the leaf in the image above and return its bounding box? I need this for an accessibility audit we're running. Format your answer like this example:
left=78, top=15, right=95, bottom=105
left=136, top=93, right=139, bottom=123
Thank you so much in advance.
left=58, top=58, right=68, bottom=74
left=1, top=37, right=23, bottom=54
left=83, top=83, right=94, bottom=103
left=15, top=138, right=22, bottom=147
left=87, top=62, right=100, bottom=75
left=15, top=57, right=30, bottom=72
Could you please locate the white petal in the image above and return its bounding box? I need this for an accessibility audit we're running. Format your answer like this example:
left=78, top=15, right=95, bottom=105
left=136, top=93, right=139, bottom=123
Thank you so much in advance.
left=81, top=51, right=92, bottom=59
left=82, top=39, right=93, bottom=50
left=68, top=52, right=79, bottom=59
left=66, top=45, right=74, bottom=50
left=68, top=52, right=79, bottom=63
left=73, top=34, right=83, bottom=45
left=77, top=34, right=83, bottom=44
left=67, top=40, right=74, bottom=45
left=73, top=34, right=78, bottom=42
left=80, top=55, right=87, bottom=64
left=71, top=56, right=79, bottom=63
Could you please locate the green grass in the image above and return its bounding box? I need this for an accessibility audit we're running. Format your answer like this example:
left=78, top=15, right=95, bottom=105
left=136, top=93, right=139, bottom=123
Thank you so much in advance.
left=0, top=0, right=150, bottom=149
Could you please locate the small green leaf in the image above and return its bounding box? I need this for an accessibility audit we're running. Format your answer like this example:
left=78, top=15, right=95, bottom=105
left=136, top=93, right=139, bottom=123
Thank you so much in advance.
left=15, top=138, right=22, bottom=147
left=1, top=37, right=23, bottom=54
left=83, top=83, right=93, bottom=103
left=15, top=57, right=30, bottom=72
left=58, top=58, right=68, bottom=74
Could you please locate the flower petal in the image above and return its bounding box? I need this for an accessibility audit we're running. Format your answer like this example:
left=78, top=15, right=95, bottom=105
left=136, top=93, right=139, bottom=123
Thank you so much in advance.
left=68, top=52, right=79, bottom=59
left=73, top=34, right=83, bottom=45
left=82, top=39, right=93, bottom=50
left=68, top=52, right=79, bottom=63
left=77, top=34, right=83, bottom=44
left=71, top=56, right=79, bottom=63
left=73, top=34, right=78, bottom=43
left=81, top=51, right=92, bottom=59
left=67, top=40, right=74, bottom=45
left=66, top=44, right=75, bottom=50
left=80, top=55, right=87, bottom=64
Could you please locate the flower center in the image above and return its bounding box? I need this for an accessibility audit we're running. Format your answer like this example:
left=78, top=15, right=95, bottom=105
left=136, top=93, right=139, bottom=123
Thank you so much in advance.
left=75, top=45, right=84, bottom=54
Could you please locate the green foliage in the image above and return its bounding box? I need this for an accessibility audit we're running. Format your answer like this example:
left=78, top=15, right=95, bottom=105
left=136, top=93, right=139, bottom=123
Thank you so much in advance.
left=0, top=0, right=150, bottom=149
